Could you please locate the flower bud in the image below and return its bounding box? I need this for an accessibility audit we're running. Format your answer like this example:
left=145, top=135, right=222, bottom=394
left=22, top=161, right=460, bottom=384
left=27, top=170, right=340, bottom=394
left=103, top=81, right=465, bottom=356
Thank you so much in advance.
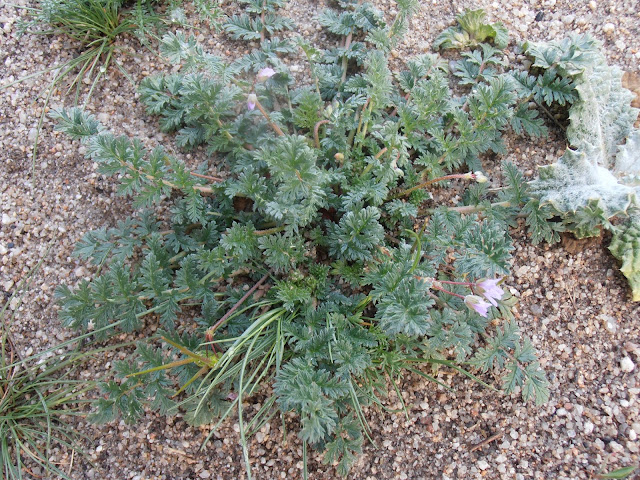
left=473, top=171, right=488, bottom=183
left=464, top=294, right=491, bottom=318
left=247, top=93, right=257, bottom=111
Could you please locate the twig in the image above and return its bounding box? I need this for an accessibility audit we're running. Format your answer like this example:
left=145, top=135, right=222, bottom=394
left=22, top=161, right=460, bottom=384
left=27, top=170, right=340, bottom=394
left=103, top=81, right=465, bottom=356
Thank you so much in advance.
left=189, top=171, right=223, bottom=182
left=533, top=99, right=565, bottom=131
left=68, top=449, right=75, bottom=477
left=469, top=431, right=503, bottom=452
left=210, top=273, right=270, bottom=334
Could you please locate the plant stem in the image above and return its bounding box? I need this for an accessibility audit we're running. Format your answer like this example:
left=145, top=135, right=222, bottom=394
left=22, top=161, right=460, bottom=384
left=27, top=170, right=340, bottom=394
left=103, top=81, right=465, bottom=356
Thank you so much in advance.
left=431, top=283, right=466, bottom=299
left=254, top=99, right=285, bottom=137
left=423, top=200, right=512, bottom=215
left=260, top=0, right=267, bottom=42
left=361, top=147, right=389, bottom=176
left=313, top=120, right=330, bottom=148
left=374, top=147, right=388, bottom=159
left=255, top=225, right=286, bottom=236
left=389, top=173, right=473, bottom=200
left=190, top=171, right=223, bottom=182
left=340, top=30, right=353, bottom=85
left=439, top=280, right=473, bottom=286
left=209, top=273, right=270, bottom=334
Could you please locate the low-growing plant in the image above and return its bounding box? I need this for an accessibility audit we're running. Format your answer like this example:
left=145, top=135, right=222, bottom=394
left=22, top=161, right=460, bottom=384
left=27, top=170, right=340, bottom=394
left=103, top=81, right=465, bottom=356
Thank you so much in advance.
left=3, top=0, right=223, bottom=163
left=0, top=250, right=120, bottom=479
left=50, top=2, right=638, bottom=477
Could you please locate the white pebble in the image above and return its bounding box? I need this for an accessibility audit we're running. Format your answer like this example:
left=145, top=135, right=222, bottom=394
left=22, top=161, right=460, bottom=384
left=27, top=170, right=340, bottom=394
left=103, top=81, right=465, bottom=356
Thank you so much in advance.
left=609, top=441, right=624, bottom=453
left=620, top=357, right=635, bottom=372
left=477, top=460, right=489, bottom=470
left=602, top=23, right=615, bottom=35
left=584, top=421, right=594, bottom=434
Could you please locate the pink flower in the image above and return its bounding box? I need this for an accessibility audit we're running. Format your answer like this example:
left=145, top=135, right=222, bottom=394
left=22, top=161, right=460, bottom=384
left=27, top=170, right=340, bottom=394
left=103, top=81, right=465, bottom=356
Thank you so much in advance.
left=464, top=295, right=492, bottom=318
left=476, top=278, right=504, bottom=307
left=256, top=67, right=276, bottom=82
left=247, top=93, right=257, bottom=111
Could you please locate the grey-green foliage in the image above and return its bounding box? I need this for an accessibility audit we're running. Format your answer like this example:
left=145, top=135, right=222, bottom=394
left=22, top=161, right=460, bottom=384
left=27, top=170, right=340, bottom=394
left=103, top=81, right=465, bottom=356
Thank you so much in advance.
left=224, top=0, right=293, bottom=40
left=520, top=35, right=640, bottom=300
left=530, top=44, right=640, bottom=225
left=53, top=4, right=552, bottom=477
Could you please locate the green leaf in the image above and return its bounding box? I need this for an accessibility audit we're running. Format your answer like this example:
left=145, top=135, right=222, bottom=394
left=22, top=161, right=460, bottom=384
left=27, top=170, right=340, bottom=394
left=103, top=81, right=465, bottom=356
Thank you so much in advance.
left=258, top=233, right=305, bottom=273
left=454, top=218, right=514, bottom=278
left=434, top=9, right=508, bottom=50
left=328, top=207, right=385, bottom=262
left=375, top=277, right=434, bottom=337
left=292, top=88, right=324, bottom=130
left=51, top=107, right=102, bottom=140
left=596, top=466, right=638, bottom=479
left=510, top=103, right=548, bottom=137
left=609, top=219, right=640, bottom=301
left=522, top=362, right=550, bottom=405
left=322, top=416, right=363, bottom=476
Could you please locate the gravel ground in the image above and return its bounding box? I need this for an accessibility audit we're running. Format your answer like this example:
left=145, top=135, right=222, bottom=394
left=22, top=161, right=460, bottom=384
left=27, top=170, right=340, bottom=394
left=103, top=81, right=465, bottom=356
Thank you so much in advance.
left=1, top=0, right=640, bottom=479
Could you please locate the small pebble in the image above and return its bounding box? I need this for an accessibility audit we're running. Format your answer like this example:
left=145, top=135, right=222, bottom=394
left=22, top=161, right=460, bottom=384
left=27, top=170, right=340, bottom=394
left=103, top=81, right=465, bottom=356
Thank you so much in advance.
left=620, top=357, right=635, bottom=373
left=603, top=23, right=615, bottom=35
left=609, top=441, right=624, bottom=453
left=477, top=460, right=489, bottom=470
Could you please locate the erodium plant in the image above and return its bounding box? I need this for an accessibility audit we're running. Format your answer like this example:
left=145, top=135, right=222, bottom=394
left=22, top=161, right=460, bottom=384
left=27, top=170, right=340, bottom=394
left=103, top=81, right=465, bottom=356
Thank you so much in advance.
left=51, top=3, right=638, bottom=477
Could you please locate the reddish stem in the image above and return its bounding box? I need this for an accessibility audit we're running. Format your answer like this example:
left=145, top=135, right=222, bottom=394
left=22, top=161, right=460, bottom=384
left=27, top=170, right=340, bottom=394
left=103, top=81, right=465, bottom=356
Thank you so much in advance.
left=209, top=273, right=270, bottom=334
left=314, top=120, right=330, bottom=148
left=438, top=280, right=473, bottom=286
left=431, top=283, right=466, bottom=299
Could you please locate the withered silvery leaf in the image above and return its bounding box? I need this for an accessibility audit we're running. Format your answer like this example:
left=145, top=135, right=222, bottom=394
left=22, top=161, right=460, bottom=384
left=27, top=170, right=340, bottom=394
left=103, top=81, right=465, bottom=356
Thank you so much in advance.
left=530, top=49, right=640, bottom=219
